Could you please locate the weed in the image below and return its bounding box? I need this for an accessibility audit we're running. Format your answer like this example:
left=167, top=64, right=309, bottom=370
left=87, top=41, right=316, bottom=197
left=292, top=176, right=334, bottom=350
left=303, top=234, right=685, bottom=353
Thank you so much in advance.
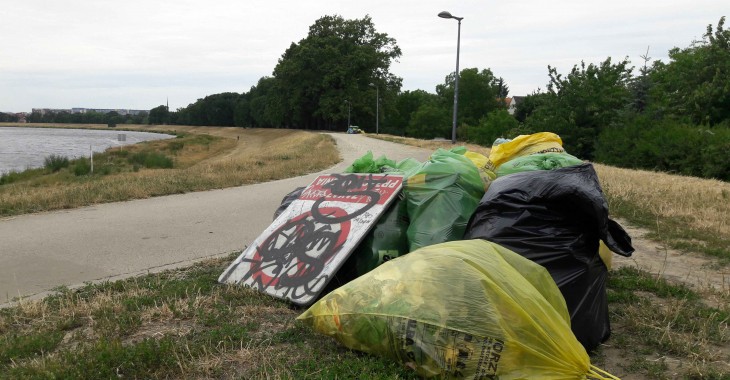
left=0, top=331, right=64, bottom=364
left=73, top=159, right=91, bottom=176
left=128, top=152, right=173, bottom=169
left=43, top=154, right=70, bottom=172
left=606, top=267, right=729, bottom=378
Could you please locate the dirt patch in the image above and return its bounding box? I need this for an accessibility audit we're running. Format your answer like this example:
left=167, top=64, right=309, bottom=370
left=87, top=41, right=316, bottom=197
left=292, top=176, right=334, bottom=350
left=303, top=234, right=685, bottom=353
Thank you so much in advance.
left=612, top=218, right=730, bottom=296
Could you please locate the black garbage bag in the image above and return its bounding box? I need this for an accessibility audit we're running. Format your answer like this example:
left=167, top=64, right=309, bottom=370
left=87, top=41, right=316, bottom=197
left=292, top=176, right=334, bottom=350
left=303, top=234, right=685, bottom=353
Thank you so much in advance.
left=272, top=187, right=305, bottom=220
left=464, top=163, right=634, bottom=351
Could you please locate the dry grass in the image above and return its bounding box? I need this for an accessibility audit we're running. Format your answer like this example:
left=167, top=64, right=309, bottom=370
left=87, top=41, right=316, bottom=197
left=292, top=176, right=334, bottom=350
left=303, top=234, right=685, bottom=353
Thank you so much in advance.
left=0, top=125, right=340, bottom=216
left=594, top=163, right=730, bottom=260
left=367, top=134, right=491, bottom=155
left=594, top=164, right=730, bottom=236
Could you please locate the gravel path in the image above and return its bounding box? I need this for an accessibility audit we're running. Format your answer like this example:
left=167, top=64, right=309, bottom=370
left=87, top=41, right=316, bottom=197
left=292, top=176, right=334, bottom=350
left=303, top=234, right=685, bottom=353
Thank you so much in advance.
left=0, top=133, right=433, bottom=303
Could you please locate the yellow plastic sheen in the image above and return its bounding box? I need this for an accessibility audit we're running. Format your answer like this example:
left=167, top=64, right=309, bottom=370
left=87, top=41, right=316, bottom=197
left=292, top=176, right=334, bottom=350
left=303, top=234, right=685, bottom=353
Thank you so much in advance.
left=486, top=132, right=565, bottom=171
left=464, top=150, right=497, bottom=190
left=297, top=240, right=619, bottom=379
left=598, top=240, right=613, bottom=270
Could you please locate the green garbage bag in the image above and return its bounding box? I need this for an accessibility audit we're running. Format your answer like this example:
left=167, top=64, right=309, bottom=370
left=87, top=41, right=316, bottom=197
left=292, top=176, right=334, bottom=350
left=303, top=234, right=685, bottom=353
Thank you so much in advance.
left=343, top=151, right=397, bottom=173
left=404, top=148, right=484, bottom=251
left=344, top=150, right=424, bottom=177
left=348, top=197, right=409, bottom=277
left=496, top=152, right=584, bottom=177
left=298, top=240, right=619, bottom=379
left=340, top=152, right=421, bottom=277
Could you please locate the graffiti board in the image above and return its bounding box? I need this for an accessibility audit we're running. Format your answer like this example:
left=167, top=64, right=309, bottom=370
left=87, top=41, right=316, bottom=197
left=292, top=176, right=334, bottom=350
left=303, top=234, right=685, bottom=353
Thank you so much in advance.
left=218, top=173, right=404, bottom=306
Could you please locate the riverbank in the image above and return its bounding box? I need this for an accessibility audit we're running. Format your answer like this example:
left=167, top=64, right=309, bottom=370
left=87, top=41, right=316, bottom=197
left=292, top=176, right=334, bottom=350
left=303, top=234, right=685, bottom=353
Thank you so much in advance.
left=0, top=124, right=339, bottom=217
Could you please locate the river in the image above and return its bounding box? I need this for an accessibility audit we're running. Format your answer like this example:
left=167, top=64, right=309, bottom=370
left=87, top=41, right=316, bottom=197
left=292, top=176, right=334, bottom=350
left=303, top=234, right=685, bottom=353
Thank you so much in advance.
left=0, top=127, right=174, bottom=175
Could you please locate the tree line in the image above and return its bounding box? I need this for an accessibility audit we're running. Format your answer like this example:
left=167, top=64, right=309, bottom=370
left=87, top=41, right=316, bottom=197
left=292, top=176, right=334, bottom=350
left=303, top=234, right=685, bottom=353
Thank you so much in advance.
left=26, top=15, right=729, bottom=180
left=23, top=110, right=148, bottom=126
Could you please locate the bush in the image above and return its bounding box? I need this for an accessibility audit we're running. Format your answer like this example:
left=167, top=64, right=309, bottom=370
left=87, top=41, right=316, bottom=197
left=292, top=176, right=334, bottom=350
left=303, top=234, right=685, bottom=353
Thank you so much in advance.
left=73, top=160, right=91, bottom=176
left=44, top=155, right=70, bottom=172
left=0, top=171, right=20, bottom=185
left=595, top=118, right=730, bottom=181
left=128, top=152, right=173, bottom=169
left=459, top=110, right=518, bottom=146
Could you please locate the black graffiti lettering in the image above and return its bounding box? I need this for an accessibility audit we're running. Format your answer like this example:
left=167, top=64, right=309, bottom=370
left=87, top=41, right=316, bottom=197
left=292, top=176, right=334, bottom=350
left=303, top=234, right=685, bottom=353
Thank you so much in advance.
left=311, top=174, right=387, bottom=224
left=241, top=213, right=343, bottom=299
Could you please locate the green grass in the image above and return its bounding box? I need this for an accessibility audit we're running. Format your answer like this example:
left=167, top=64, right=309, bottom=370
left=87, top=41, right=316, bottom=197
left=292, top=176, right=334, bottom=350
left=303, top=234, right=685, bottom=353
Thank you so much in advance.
left=593, top=267, right=730, bottom=379
left=0, top=256, right=418, bottom=379
left=2, top=256, right=727, bottom=379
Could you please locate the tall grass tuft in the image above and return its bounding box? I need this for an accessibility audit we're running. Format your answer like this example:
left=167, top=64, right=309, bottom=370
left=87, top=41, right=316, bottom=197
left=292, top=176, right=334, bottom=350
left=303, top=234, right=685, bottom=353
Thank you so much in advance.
left=43, top=154, right=70, bottom=172
left=73, top=159, right=91, bottom=176
left=128, top=152, right=174, bottom=169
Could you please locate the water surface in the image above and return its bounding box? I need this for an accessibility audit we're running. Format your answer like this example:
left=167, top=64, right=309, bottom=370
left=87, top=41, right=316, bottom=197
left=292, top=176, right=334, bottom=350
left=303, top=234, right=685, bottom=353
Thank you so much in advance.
left=0, top=127, right=174, bottom=174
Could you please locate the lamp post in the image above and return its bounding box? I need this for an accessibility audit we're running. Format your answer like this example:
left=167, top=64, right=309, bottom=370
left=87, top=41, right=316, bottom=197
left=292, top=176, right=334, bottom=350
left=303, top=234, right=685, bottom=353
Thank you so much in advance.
left=438, top=10, right=463, bottom=144
left=344, top=99, right=351, bottom=128
left=369, top=83, right=379, bottom=134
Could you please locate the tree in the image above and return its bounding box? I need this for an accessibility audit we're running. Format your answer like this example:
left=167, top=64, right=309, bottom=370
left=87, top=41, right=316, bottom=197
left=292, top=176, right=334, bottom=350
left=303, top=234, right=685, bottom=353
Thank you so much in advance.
left=436, top=68, right=504, bottom=127
left=460, top=109, right=518, bottom=145
left=391, top=90, right=440, bottom=136
left=524, top=58, right=634, bottom=159
left=650, top=17, right=730, bottom=125
left=406, top=103, right=451, bottom=139
left=271, top=15, right=402, bottom=130
left=513, top=91, right=549, bottom=123
left=148, top=105, right=170, bottom=125
left=0, top=112, right=19, bottom=122
left=496, top=77, right=510, bottom=99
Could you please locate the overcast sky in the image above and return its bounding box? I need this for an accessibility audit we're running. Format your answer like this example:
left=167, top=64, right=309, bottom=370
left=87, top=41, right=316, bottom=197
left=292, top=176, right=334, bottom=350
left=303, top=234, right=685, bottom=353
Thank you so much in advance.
left=1, top=0, right=726, bottom=113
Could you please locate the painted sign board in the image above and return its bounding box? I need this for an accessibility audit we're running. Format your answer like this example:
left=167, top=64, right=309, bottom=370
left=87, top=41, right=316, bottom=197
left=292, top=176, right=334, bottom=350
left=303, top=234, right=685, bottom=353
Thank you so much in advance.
left=219, top=173, right=404, bottom=306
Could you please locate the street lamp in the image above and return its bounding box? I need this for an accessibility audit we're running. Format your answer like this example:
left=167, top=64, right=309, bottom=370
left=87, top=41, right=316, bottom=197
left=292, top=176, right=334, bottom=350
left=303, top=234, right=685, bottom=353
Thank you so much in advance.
left=369, top=83, right=379, bottom=134
left=344, top=99, right=351, bottom=128
left=438, top=10, right=463, bottom=144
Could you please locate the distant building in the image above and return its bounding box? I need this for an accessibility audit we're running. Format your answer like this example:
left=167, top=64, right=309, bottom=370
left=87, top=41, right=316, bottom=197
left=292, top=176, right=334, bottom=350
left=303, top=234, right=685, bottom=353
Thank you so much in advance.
left=507, top=96, right=525, bottom=115
left=32, top=107, right=148, bottom=116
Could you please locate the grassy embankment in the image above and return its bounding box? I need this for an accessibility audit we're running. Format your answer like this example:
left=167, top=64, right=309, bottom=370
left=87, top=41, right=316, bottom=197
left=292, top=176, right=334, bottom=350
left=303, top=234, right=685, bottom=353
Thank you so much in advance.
left=0, top=124, right=339, bottom=217
left=0, top=130, right=727, bottom=379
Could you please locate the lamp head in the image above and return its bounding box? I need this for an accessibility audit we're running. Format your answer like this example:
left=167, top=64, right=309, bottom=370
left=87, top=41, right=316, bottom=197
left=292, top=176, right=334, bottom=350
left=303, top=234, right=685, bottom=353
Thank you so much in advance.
left=438, top=11, right=463, bottom=21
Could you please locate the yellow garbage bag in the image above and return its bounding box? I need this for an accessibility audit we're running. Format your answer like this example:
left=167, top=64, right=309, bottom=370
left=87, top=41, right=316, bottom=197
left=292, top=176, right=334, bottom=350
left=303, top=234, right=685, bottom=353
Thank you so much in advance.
left=298, top=240, right=618, bottom=379
left=486, top=132, right=565, bottom=171
left=464, top=150, right=496, bottom=190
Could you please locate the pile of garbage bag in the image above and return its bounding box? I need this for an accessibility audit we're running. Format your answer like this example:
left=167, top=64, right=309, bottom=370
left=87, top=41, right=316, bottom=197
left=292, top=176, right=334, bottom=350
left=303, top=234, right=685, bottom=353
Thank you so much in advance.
left=299, top=240, right=617, bottom=380
left=266, top=132, right=632, bottom=378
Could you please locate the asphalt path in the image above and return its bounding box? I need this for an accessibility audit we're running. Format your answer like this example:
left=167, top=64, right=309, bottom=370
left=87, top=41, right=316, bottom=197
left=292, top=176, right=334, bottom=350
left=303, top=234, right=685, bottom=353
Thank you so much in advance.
left=0, top=133, right=433, bottom=304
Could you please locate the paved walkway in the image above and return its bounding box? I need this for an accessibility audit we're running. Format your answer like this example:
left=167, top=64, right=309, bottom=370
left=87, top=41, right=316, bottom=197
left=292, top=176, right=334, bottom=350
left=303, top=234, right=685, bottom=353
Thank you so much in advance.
left=0, top=133, right=433, bottom=303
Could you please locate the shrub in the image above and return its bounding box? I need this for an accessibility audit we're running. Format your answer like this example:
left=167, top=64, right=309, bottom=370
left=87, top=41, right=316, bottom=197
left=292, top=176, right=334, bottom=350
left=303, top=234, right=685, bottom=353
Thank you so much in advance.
left=128, top=152, right=173, bottom=169
left=73, top=160, right=91, bottom=176
left=595, top=118, right=730, bottom=181
left=44, top=155, right=70, bottom=172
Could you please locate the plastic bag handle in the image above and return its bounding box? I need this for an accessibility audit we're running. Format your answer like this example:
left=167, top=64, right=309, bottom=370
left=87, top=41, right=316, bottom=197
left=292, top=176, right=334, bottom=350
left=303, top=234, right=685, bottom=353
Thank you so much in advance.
left=588, top=365, right=621, bottom=380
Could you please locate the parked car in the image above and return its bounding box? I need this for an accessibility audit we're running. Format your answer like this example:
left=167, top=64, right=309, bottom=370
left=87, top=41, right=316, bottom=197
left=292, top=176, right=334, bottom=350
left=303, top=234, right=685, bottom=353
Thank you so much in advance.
left=347, top=126, right=363, bottom=134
